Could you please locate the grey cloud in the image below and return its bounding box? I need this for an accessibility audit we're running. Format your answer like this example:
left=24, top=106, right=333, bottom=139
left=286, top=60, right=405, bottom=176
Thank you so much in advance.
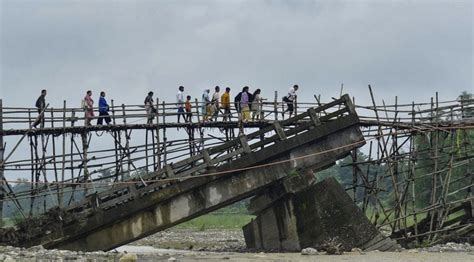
left=1, top=0, right=472, bottom=108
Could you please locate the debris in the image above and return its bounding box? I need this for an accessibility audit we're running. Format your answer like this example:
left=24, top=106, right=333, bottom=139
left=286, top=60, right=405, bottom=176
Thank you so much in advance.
left=119, top=253, right=138, bottom=262
left=322, top=238, right=344, bottom=255
left=301, top=247, right=319, bottom=255
left=351, top=247, right=365, bottom=254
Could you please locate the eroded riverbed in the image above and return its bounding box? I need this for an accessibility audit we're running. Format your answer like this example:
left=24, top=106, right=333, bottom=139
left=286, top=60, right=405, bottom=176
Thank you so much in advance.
left=0, top=229, right=473, bottom=261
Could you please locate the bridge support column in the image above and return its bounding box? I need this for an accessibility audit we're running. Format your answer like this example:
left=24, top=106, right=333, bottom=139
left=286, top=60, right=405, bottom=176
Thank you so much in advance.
left=243, top=177, right=401, bottom=252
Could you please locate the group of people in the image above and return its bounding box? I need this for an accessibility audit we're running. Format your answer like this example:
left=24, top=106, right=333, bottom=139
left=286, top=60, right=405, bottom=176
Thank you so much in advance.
left=31, top=85, right=299, bottom=128
left=171, top=84, right=299, bottom=123
left=82, top=90, right=112, bottom=126
left=32, top=90, right=113, bottom=128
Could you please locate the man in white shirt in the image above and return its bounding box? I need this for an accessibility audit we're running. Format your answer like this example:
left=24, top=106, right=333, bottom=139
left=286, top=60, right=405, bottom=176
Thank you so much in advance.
left=282, top=84, right=299, bottom=118
left=212, top=86, right=220, bottom=121
left=176, top=86, right=185, bottom=123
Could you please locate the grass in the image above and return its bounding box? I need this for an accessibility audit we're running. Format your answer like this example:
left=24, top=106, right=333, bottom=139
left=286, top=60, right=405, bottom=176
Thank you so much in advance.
left=1, top=217, right=16, bottom=228
left=175, top=213, right=254, bottom=230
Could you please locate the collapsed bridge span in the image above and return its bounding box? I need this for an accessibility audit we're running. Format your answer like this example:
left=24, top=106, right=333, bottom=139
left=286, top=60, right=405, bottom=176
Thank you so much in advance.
left=2, top=95, right=365, bottom=251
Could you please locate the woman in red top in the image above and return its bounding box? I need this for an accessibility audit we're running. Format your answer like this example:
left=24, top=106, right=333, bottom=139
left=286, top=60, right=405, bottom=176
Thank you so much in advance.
left=84, top=90, right=95, bottom=126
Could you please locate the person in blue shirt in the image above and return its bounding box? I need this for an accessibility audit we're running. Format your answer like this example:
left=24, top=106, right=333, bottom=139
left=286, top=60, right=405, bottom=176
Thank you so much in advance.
left=97, top=91, right=111, bottom=125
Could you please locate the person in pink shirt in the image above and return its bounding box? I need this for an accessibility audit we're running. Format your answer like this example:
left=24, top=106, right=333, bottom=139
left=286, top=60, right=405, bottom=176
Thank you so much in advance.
left=83, top=90, right=95, bottom=126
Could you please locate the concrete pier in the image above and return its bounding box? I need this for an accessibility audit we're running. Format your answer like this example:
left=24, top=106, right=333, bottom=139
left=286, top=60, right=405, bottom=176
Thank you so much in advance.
left=243, top=177, right=400, bottom=251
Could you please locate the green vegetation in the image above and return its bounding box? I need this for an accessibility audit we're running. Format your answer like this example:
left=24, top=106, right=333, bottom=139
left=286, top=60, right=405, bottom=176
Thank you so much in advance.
left=314, top=91, right=474, bottom=220
left=1, top=217, right=15, bottom=228
left=176, top=213, right=254, bottom=230
left=413, top=91, right=474, bottom=207
left=176, top=201, right=254, bottom=230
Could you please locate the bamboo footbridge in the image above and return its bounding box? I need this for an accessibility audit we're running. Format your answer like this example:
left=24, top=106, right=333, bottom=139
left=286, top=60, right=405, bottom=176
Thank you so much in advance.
left=0, top=86, right=473, bottom=249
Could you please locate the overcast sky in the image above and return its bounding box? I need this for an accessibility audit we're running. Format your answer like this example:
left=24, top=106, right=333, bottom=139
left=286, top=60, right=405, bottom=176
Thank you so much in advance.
left=0, top=0, right=472, bottom=185
left=1, top=0, right=473, bottom=107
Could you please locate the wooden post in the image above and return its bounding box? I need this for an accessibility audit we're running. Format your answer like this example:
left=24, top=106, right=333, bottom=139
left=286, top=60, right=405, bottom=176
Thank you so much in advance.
left=151, top=128, right=156, bottom=171
left=428, top=95, right=438, bottom=239
left=0, top=99, right=4, bottom=220
left=50, top=108, right=60, bottom=206
left=194, top=98, right=201, bottom=123
left=162, top=101, right=167, bottom=165
left=155, top=99, right=161, bottom=170
left=368, top=85, right=398, bottom=230
left=39, top=119, right=46, bottom=213
left=409, top=101, right=419, bottom=243
left=122, top=104, right=126, bottom=125
left=81, top=132, right=89, bottom=195
left=362, top=140, right=373, bottom=213
left=28, top=108, right=32, bottom=126
left=29, top=132, right=35, bottom=217
left=294, top=96, right=298, bottom=116
left=274, top=91, right=278, bottom=121
left=110, top=99, right=120, bottom=180
left=351, top=148, right=358, bottom=203
left=393, top=96, right=402, bottom=230
left=32, top=134, right=40, bottom=215
left=281, top=95, right=285, bottom=120
left=145, top=128, right=149, bottom=174
left=60, top=100, right=66, bottom=207
left=125, top=129, right=131, bottom=180
left=111, top=99, right=116, bottom=125
left=71, top=108, right=76, bottom=127
left=69, top=132, right=75, bottom=203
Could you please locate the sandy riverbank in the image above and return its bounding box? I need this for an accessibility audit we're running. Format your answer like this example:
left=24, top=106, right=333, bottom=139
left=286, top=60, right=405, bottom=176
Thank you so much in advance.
left=0, top=229, right=472, bottom=261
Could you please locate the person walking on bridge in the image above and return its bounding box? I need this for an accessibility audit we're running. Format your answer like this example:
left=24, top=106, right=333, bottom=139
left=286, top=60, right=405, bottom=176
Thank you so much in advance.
left=97, top=91, right=111, bottom=125
left=83, top=90, right=94, bottom=126
left=201, top=89, right=211, bottom=121
left=185, top=95, right=192, bottom=123
left=145, top=91, right=156, bottom=124
left=221, top=87, right=231, bottom=121
left=212, top=86, right=220, bottom=121
left=234, top=90, right=242, bottom=121
left=240, top=86, right=251, bottom=122
left=251, top=89, right=262, bottom=121
left=176, top=86, right=185, bottom=123
left=32, top=89, right=47, bottom=128
left=282, top=84, right=298, bottom=118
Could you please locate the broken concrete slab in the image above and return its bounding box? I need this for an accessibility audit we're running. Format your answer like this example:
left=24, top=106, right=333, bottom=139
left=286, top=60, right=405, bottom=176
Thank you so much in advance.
left=23, top=116, right=363, bottom=251
left=243, top=177, right=400, bottom=252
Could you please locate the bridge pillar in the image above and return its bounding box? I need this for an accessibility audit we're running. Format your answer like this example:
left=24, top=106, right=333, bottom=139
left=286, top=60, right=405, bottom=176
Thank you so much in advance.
left=243, top=177, right=401, bottom=252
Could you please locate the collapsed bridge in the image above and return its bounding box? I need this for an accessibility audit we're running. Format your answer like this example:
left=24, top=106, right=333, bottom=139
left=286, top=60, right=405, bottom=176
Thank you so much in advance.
left=0, top=88, right=473, bottom=250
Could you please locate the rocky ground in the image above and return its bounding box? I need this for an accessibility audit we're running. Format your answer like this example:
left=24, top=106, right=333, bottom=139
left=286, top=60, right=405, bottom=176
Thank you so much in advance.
left=0, top=229, right=473, bottom=261
left=131, top=228, right=246, bottom=252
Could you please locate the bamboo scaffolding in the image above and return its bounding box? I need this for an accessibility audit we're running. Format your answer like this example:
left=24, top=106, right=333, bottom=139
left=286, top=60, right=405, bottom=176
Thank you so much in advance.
left=0, top=91, right=472, bottom=247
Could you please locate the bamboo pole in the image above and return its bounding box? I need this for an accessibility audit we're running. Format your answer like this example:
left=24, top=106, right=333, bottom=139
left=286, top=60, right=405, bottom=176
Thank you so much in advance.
left=162, top=101, right=167, bottom=165
left=409, top=101, right=420, bottom=243
left=155, top=98, right=161, bottom=170
left=60, top=100, right=66, bottom=207
left=81, top=132, right=89, bottom=195
left=274, top=91, right=278, bottom=121
left=110, top=100, right=120, bottom=181
left=0, top=99, right=4, bottom=219
left=50, top=108, right=60, bottom=206
left=428, top=95, right=439, bottom=239
left=351, top=148, right=358, bottom=203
